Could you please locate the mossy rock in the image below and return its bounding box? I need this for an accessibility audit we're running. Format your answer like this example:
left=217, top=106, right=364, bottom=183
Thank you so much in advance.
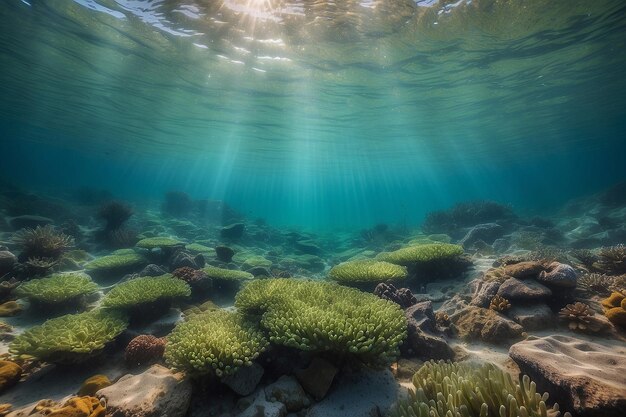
left=242, top=256, right=272, bottom=270
left=102, top=275, right=191, bottom=310
left=16, top=272, right=98, bottom=307
left=202, top=265, right=254, bottom=282
left=136, top=237, right=184, bottom=249
left=9, top=310, right=128, bottom=363
left=185, top=243, right=213, bottom=254
left=235, top=279, right=407, bottom=365
left=328, top=260, right=407, bottom=285
left=84, top=252, right=146, bottom=279
left=376, top=243, right=464, bottom=266
left=165, top=309, right=268, bottom=377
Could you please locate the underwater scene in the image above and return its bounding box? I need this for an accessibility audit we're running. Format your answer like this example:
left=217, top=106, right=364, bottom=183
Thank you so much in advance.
left=1, top=0, right=626, bottom=416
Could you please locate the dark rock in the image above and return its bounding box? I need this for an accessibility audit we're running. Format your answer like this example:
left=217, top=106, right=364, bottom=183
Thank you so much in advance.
left=508, top=304, right=555, bottom=330
left=221, top=223, right=245, bottom=239
left=509, top=335, right=626, bottom=417
left=538, top=262, right=577, bottom=288
left=459, top=223, right=504, bottom=248
left=469, top=279, right=500, bottom=308
left=402, top=301, right=454, bottom=360
left=374, top=283, right=417, bottom=309
left=0, top=251, right=17, bottom=277
left=169, top=251, right=204, bottom=270
left=502, top=261, right=545, bottom=279
left=215, top=245, right=235, bottom=262
left=139, top=264, right=168, bottom=277
left=222, top=363, right=264, bottom=396
left=450, top=306, right=524, bottom=344
left=264, top=375, right=310, bottom=412
left=497, top=278, right=552, bottom=302
left=294, top=357, right=337, bottom=401
left=248, top=266, right=272, bottom=277
left=7, top=215, right=53, bottom=230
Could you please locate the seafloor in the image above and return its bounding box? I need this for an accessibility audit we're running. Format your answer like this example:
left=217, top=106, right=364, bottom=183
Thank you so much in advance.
left=0, top=181, right=625, bottom=417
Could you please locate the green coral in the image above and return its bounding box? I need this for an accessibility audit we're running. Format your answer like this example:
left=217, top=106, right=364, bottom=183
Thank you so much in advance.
left=136, top=237, right=184, bottom=249
left=391, top=360, right=571, bottom=417
left=185, top=243, right=213, bottom=254
left=376, top=243, right=464, bottom=266
left=235, top=279, right=407, bottom=365
left=9, top=310, right=128, bottom=363
left=16, top=272, right=98, bottom=305
left=102, top=275, right=191, bottom=309
left=328, top=260, right=407, bottom=284
left=84, top=252, right=146, bottom=274
left=165, top=309, right=268, bottom=377
left=202, top=265, right=254, bottom=281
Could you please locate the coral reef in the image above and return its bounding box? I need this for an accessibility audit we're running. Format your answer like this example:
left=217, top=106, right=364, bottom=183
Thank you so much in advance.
left=101, top=275, right=191, bottom=310
left=601, top=291, right=626, bottom=327
left=202, top=265, right=253, bottom=281
left=0, top=301, right=22, bottom=317
left=594, top=244, right=626, bottom=275
left=422, top=200, right=515, bottom=236
left=84, top=251, right=146, bottom=278
left=33, top=396, right=106, bottom=417
left=136, top=237, right=184, bottom=250
left=12, top=225, right=73, bottom=261
left=15, top=272, right=98, bottom=307
left=328, top=259, right=407, bottom=285
left=125, top=334, right=167, bottom=367
left=376, top=243, right=464, bottom=266
left=374, top=282, right=417, bottom=309
left=0, top=360, right=21, bottom=393
left=489, top=294, right=511, bottom=312
left=576, top=273, right=616, bottom=297
left=9, top=310, right=128, bottom=363
left=558, top=302, right=609, bottom=333
left=235, top=279, right=407, bottom=365
left=165, top=310, right=268, bottom=377
left=172, top=266, right=208, bottom=286
left=391, top=360, right=571, bottom=417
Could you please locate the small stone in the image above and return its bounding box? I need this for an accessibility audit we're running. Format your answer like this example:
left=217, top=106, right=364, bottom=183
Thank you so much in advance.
left=264, top=376, right=310, bottom=412
left=293, top=240, right=322, bottom=255
left=237, top=390, right=287, bottom=417
left=294, top=357, right=337, bottom=401
left=222, top=363, right=264, bottom=396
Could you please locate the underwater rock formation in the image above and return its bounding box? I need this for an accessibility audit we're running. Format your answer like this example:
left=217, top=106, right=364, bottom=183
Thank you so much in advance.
left=374, top=282, right=417, bottom=309
left=78, top=375, right=112, bottom=397
left=510, top=335, right=626, bottom=417
left=449, top=305, right=524, bottom=344
left=402, top=301, right=454, bottom=360
left=0, top=360, right=21, bottom=394
left=214, top=245, right=235, bottom=262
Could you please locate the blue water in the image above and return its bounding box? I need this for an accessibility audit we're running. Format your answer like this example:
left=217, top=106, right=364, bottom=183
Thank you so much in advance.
left=1, top=0, right=625, bottom=229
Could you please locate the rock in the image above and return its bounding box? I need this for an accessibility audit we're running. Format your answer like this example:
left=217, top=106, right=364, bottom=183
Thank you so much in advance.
left=294, top=240, right=322, bottom=255
left=374, top=283, right=417, bottom=309
left=0, top=301, right=22, bottom=317
left=509, top=335, right=626, bottom=417
left=497, top=278, right=552, bottom=301
left=222, top=363, right=264, bottom=396
left=502, top=261, right=545, bottom=279
left=393, top=358, right=422, bottom=381
left=215, top=245, right=235, bottom=262
left=403, top=301, right=454, bottom=360
left=221, top=223, right=245, bottom=239
left=264, top=376, right=310, bottom=412
left=0, top=251, right=17, bottom=277
left=508, top=304, right=555, bottom=330
left=469, top=279, right=500, bottom=308
left=450, top=306, right=524, bottom=344
left=538, top=262, right=577, bottom=288
left=78, top=374, right=112, bottom=396
left=238, top=390, right=287, bottom=417
left=139, top=264, right=168, bottom=277
left=459, top=223, right=504, bottom=248
left=170, top=251, right=205, bottom=270
left=294, top=357, right=338, bottom=401
left=7, top=215, right=53, bottom=230
left=97, top=364, right=191, bottom=417
left=248, top=266, right=272, bottom=277
left=305, top=367, right=401, bottom=417
left=0, top=360, right=22, bottom=393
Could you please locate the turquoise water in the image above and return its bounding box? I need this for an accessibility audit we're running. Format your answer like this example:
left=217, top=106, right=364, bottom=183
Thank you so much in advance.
left=1, top=0, right=625, bottom=228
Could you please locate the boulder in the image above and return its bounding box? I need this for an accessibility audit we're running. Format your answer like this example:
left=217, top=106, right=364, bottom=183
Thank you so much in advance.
left=538, top=262, right=577, bottom=288
left=169, top=251, right=205, bottom=270
left=509, top=335, right=626, bottom=417
left=0, top=251, right=17, bottom=277
left=305, top=367, right=401, bottom=417
left=497, top=278, right=552, bottom=301
left=294, top=357, right=337, bottom=401
left=502, top=261, right=544, bottom=279
left=96, top=364, right=191, bottom=417
left=264, top=376, right=310, bottom=412
left=374, top=283, right=417, bottom=309
left=402, top=301, right=454, bottom=360
left=222, top=363, right=265, bottom=396
left=139, top=264, right=168, bottom=277
left=215, top=245, right=235, bottom=262
left=508, top=304, right=555, bottom=330
left=469, top=279, right=500, bottom=308
left=450, top=306, right=524, bottom=344
left=459, top=223, right=504, bottom=248
left=0, top=360, right=22, bottom=393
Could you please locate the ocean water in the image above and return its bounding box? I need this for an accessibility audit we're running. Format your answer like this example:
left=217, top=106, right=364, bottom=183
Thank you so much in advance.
left=1, top=1, right=626, bottom=416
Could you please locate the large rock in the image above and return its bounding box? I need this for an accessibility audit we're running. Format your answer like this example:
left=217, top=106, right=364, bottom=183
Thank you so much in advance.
left=402, top=301, right=454, bottom=360
left=538, top=262, right=577, bottom=288
left=222, top=363, right=265, bottom=396
left=0, top=251, right=17, bottom=277
left=305, top=368, right=401, bottom=417
left=469, top=279, right=500, bottom=308
left=97, top=364, right=191, bottom=417
left=294, top=357, right=338, bottom=401
left=459, top=223, right=504, bottom=248
left=509, top=335, right=626, bottom=417
left=264, top=376, right=310, bottom=412
left=450, top=306, right=524, bottom=344
left=508, top=304, right=555, bottom=330
left=497, top=278, right=552, bottom=301
left=502, top=261, right=545, bottom=279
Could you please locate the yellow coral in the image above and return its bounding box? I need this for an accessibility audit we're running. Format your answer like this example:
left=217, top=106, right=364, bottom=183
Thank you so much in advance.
left=77, top=374, right=111, bottom=396
left=0, top=301, right=22, bottom=317
left=35, top=396, right=105, bottom=417
left=601, top=292, right=624, bottom=309
left=0, top=360, right=21, bottom=393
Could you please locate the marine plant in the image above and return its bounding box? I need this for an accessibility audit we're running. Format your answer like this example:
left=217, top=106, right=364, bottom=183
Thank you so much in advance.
left=594, top=244, right=626, bottom=275
left=135, top=236, right=184, bottom=250
left=422, top=200, right=515, bottom=235
left=12, top=225, right=73, bottom=260
left=235, top=278, right=407, bottom=365
left=33, top=396, right=106, bottom=417
left=15, top=272, right=98, bottom=307
left=601, top=291, right=626, bottom=327
left=202, top=265, right=254, bottom=281
left=172, top=267, right=208, bottom=286
left=390, top=360, right=571, bottom=417
left=376, top=243, right=464, bottom=266
left=9, top=310, right=128, bottom=363
left=576, top=273, right=615, bottom=297
left=489, top=295, right=511, bottom=313
left=84, top=250, right=146, bottom=277
left=328, top=260, right=408, bottom=285
left=558, top=302, right=607, bottom=333
left=165, top=309, right=268, bottom=377
left=101, top=275, right=191, bottom=310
